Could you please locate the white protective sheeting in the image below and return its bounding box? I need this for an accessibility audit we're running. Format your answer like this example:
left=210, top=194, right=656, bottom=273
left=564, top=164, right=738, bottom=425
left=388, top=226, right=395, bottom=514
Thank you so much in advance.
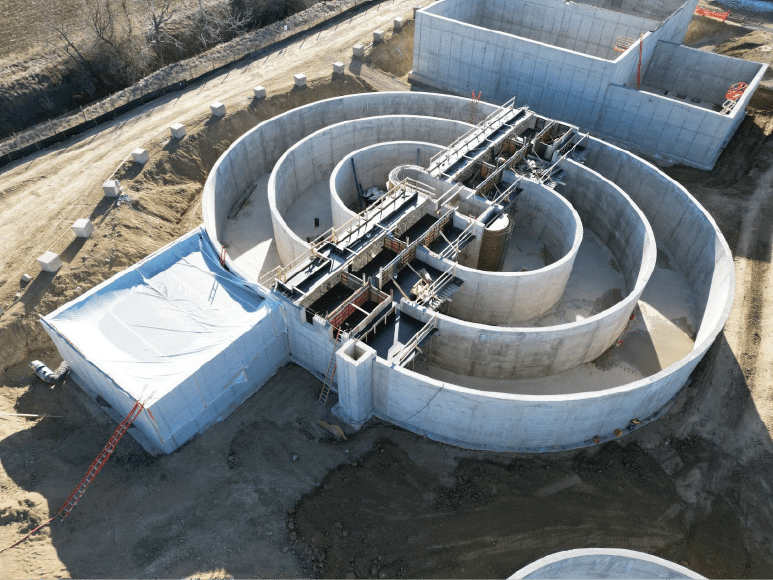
left=42, top=228, right=288, bottom=454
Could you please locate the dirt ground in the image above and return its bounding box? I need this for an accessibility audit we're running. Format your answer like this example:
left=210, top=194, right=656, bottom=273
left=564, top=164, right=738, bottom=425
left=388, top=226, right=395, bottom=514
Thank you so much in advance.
left=3, top=6, right=773, bottom=579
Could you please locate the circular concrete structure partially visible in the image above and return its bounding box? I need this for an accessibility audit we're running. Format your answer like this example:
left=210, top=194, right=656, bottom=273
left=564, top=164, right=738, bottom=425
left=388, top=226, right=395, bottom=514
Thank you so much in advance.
left=202, top=92, right=735, bottom=452
left=510, top=549, right=706, bottom=579
left=331, top=142, right=444, bottom=228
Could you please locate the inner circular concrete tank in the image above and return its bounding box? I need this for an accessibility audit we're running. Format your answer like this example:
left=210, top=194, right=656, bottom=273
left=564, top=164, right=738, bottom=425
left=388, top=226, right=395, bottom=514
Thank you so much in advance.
left=202, top=92, right=734, bottom=453
left=510, top=549, right=706, bottom=579
left=331, top=142, right=444, bottom=228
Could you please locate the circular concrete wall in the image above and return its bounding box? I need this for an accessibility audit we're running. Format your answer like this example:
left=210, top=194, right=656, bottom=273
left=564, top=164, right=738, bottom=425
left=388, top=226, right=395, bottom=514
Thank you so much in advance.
left=268, top=115, right=471, bottom=264
left=510, top=549, right=705, bottom=579
left=331, top=141, right=444, bottom=228
left=419, top=160, right=656, bottom=380
left=440, top=178, right=584, bottom=326
left=201, top=92, right=734, bottom=453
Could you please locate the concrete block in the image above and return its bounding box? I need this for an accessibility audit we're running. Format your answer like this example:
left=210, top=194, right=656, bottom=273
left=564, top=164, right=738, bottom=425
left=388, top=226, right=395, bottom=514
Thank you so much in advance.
left=131, top=148, right=149, bottom=164
left=353, top=44, right=365, bottom=58
left=253, top=85, right=266, bottom=100
left=170, top=123, right=186, bottom=139
left=102, top=179, right=121, bottom=198
left=333, top=61, right=345, bottom=75
left=21, top=274, right=31, bottom=284
left=37, top=251, right=62, bottom=273
left=71, top=218, right=95, bottom=238
left=373, top=30, right=385, bottom=43
left=394, top=16, right=405, bottom=30
left=293, top=73, right=307, bottom=88
left=210, top=101, right=226, bottom=117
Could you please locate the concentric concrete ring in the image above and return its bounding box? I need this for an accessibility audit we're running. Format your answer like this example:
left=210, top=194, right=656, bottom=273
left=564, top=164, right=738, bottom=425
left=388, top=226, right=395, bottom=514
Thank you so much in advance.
left=331, top=145, right=586, bottom=326
left=202, top=92, right=734, bottom=452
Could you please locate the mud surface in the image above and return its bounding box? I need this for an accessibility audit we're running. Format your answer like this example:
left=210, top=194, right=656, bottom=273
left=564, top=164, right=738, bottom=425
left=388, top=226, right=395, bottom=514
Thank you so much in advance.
left=3, top=7, right=773, bottom=579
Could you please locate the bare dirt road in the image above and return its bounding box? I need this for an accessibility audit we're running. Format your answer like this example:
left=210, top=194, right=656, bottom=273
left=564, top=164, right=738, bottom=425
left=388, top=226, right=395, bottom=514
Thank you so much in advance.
left=2, top=6, right=773, bottom=579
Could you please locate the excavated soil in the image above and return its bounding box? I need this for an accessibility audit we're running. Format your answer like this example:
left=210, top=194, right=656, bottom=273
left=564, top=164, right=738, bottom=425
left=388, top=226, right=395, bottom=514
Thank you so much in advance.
left=3, top=7, right=773, bottom=579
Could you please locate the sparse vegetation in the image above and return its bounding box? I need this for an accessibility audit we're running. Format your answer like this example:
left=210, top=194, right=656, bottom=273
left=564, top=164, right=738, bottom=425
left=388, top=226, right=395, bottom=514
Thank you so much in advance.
left=0, top=0, right=317, bottom=140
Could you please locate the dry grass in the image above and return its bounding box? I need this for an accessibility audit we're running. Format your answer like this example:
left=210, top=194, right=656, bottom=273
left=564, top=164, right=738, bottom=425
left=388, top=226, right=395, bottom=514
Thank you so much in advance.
left=0, top=0, right=327, bottom=149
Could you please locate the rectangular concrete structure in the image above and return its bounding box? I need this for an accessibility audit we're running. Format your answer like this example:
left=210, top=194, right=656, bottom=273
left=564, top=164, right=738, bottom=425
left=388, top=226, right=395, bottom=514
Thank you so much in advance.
left=41, top=230, right=289, bottom=455
left=253, top=86, right=267, bottom=99
left=394, top=16, right=405, bottom=29
left=71, top=218, right=94, bottom=238
left=131, top=148, right=149, bottom=164
left=353, top=44, right=365, bottom=58
left=293, top=73, right=307, bottom=87
left=210, top=102, right=226, bottom=117
left=102, top=179, right=121, bottom=197
left=333, top=62, right=345, bottom=74
left=411, top=0, right=766, bottom=169
left=170, top=123, right=186, bottom=139
left=37, top=251, right=62, bottom=273
left=373, top=30, right=385, bottom=43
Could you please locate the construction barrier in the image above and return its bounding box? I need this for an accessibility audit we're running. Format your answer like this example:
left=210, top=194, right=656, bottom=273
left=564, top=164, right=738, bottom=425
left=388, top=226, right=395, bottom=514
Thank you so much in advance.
left=695, top=6, right=731, bottom=22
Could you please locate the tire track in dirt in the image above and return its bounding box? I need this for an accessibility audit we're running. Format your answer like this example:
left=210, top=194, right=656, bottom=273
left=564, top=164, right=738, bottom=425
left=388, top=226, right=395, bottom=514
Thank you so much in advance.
left=731, top=163, right=773, bottom=430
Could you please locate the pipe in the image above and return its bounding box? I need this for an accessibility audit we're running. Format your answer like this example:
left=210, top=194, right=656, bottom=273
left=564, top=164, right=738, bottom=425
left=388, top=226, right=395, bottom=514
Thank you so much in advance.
left=29, top=360, right=69, bottom=385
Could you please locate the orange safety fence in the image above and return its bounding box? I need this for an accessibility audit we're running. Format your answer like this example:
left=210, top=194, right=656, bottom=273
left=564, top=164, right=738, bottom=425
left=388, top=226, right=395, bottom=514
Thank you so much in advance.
left=695, top=6, right=731, bottom=21
left=726, top=81, right=748, bottom=101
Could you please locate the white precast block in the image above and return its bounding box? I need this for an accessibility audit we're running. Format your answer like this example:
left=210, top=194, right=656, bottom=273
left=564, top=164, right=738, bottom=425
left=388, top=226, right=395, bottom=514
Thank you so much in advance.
left=353, top=44, right=365, bottom=58
left=293, top=73, right=307, bottom=87
left=71, top=218, right=95, bottom=238
left=210, top=101, right=226, bottom=117
left=253, top=85, right=266, bottom=99
left=333, top=61, right=345, bottom=74
left=37, top=251, right=63, bottom=273
left=21, top=274, right=31, bottom=284
left=394, top=16, right=405, bottom=30
left=170, top=123, right=186, bottom=139
left=373, top=30, right=385, bottom=43
left=102, top=179, right=121, bottom=197
left=131, top=148, right=149, bottom=164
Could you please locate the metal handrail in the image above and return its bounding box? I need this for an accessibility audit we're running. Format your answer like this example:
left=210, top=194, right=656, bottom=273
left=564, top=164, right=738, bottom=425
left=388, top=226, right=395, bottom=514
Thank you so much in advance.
left=393, top=313, right=438, bottom=366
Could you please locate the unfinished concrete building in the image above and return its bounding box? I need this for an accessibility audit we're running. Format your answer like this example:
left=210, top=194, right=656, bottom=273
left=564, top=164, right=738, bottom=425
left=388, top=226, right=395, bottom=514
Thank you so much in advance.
left=410, top=0, right=767, bottom=169
left=42, top=90, right=734, bottom=454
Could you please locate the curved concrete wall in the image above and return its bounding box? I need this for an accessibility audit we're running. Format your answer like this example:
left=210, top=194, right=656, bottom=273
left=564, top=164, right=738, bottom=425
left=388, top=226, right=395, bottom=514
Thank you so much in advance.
left=269, top=116, right=471, bottom=264
left=330, top=141, right=444, bottom=228
left=202, top=92, right=495, bottom=279
left=441, top=179, right=583, bottom=325
left=581, top=138, right=734, bottom=347
left=200, top=92, right=734, bottom=454
left=510, top=549, right=705, bottom=579
left=414, top=162, right=656, bottom=380
left=363, top=138, right=732, bottom=452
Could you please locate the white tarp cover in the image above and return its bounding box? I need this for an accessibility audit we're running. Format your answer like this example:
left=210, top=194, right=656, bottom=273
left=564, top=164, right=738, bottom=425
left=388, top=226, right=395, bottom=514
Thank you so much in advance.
left=42, top=228, right=288, bottom=454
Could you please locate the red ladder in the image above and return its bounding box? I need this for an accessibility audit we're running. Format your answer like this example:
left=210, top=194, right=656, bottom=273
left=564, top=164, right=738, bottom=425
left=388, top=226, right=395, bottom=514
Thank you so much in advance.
left=0, top=398, right=147, bottom=554
left=58, top=399, right=146, bottom=519
left=318, top=327, right=343, bottom=406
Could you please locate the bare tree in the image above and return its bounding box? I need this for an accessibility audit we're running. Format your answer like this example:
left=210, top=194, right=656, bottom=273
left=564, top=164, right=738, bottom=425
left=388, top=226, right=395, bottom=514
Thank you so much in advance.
left=135, top=0, right=181, bottom=63
left=187, top=0, right=250, bottom=51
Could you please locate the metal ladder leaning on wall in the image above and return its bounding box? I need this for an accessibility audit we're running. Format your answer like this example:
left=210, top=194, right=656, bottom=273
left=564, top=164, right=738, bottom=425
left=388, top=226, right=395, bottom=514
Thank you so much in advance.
left=318, top=327, right=343, bottom=406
